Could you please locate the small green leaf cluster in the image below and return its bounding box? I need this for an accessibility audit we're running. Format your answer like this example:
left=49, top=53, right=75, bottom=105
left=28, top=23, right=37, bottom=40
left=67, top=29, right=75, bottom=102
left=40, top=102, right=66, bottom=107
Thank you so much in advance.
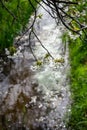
left=9, top=46, right=17, bottom=55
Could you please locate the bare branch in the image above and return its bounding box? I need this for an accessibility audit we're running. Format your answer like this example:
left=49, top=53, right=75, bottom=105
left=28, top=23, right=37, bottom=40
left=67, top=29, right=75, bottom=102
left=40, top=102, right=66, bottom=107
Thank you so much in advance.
left=0, top=0, right=17, bottom=20
left=32, top=30, right=54, bottom=59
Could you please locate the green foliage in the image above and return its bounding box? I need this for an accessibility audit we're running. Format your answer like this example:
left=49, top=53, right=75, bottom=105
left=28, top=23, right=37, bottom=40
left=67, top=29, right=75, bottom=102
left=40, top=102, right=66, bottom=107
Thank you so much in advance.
left=37, top=13, right=43, bottom=19
left=44, top=53, right=50, bottom=59
left=9, top=46, right=17, bottom=55
left=54, top=58, right=65, bottom=63
left=68, top=35, right=87, bottom=130
left=36, top=60, right=42, bottom=66
left=0, top=0, right=38, bottom=51
left=68, top=0, right=87, bottom=32
left=66, top=1, right=87, bottom=129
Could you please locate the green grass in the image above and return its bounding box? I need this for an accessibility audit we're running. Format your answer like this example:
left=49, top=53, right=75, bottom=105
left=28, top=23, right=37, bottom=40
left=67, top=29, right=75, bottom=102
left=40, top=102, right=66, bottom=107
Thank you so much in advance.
left=64, top=0, right=87, bottom=129
left=67, top=35, right=87, bottom=130
left=0, top=0, right=38, bottom=52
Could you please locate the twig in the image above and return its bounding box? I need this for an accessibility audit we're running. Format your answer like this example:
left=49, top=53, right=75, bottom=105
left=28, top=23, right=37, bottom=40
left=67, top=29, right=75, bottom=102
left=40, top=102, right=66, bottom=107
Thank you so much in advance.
left=0, top=0, right=17, bottom=20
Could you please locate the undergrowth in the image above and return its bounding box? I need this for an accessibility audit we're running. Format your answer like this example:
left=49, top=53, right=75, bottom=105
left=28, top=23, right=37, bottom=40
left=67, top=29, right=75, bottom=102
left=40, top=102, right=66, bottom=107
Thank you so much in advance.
left=67, top=35, right=87, bottom=130
left=64, top=0, right=87, bottom=129
left=0, top=0, right=38, bottom=53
